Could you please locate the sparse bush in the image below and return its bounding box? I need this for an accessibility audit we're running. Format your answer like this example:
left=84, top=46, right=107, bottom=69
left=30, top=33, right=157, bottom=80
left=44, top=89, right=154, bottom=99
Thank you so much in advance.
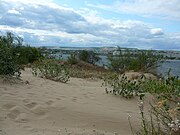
left=136, top=96, right=179, bottom=135
left=142, top=77, right=179, bottom=100
left=103, top=73, right=145, bottom=98
left=108, top=47, right=163, bottom=72
left=67, top=53, right=78, bottom=65
left=32, top=59, right=70, bottom=83
left=79, top=50, right=101, bottom=65
left=103, top=71, right=179, bottom=134
left=129, top=71, right=180, bottom=135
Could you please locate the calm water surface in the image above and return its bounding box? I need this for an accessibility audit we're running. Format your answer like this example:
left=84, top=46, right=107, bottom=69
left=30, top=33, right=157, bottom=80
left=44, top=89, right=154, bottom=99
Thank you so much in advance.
left=157, top=60, right=180, bottom=78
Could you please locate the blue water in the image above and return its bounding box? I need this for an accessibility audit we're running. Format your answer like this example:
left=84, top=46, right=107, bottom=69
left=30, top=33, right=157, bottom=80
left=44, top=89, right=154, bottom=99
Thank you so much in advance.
left=157, top=60, right=180, bottom=78
left=54, top=53, right=180, bottom=78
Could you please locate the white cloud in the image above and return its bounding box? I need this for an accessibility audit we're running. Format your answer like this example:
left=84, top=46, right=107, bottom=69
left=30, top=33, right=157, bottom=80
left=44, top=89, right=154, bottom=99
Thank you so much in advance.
left=1, top=0, right=52, bottom=5
left=8, top=8, right=21, bottom=15
left=150, top=28, right=164, bottom=35
left=0, top=0, right=179, bottom=49
left=87, top=0, right=180, bottom=20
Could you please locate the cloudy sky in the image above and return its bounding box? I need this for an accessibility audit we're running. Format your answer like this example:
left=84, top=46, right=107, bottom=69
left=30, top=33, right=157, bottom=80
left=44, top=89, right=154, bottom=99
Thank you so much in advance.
left=0, top=0, right=180, bottom=50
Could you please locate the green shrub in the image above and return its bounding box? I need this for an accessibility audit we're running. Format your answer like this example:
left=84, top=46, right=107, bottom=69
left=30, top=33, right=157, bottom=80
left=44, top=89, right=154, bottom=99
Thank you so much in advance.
left=142, top=70, right=180, bottom=99
left=79, top=50, right=101, bottom=65
left=0, top=32, right=21, bottom=77
left=103, top=73, right=145, bottom=98
left=108, top=47, right=163, bottom=72
left=0, top=32, right=42, bottom=77
left=108, top=49, right=130, bottom=72
left=67, top=53, right=78, bottom=65
left=32, top=59, right=70, bottom=83
left=103, top=70, right=180, bottom=134
left=14, top=46, right=42, bottom=65
left=131, top=72, right=180, bottom=135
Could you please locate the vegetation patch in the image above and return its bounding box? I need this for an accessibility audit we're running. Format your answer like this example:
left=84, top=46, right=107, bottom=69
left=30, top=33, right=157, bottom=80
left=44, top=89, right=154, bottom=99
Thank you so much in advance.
left=32, top=59, right=70, bottom=83
left=136, top=77, right=180, bottom=135
left=67, top=53, right=78, bottom=65
left=0, top=32, right=42, bottom=78
left=0, top=32, right=21, bottom=77
left=103, top=72, right=146, bottom=98
left=78, top=50, right=101, bottom=65
left=68, top=60, right=110, bottom=79
left=103, top=70, right=179, bottom=134
left=108, top=47, right=163, bottom=73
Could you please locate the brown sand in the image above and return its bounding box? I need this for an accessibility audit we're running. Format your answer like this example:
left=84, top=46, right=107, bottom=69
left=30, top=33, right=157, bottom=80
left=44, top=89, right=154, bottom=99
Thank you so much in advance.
left=0, top=69, right=150, bottom=135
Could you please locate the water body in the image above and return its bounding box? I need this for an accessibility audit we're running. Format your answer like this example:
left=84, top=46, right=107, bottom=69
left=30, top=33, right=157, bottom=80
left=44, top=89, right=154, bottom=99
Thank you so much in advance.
left=157, top=60, right=180, bottom=78
left=97, top=56, right=180, bottom=78
left=53, top=53, right=180, bottom=78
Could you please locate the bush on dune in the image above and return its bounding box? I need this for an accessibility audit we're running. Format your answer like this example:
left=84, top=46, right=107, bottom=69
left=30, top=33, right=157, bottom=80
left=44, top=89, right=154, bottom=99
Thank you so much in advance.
left=136, top=73, right=180, bottom=135
left=103, top=73, right=146, bottom=98
left=0, top=32, right=42, bottom=77
left=67, top=53, right=78, bottom=65
left=32, top=59, right=70, bottom=83
left=108, top=47, right=163, bottom=73
left=14, top=45, right=42, bottom=65
left=0, top=32, right=21, bottom=77
left=78, top=50, right=101, bottom=65
left=103, top=70, right=180, bottom=134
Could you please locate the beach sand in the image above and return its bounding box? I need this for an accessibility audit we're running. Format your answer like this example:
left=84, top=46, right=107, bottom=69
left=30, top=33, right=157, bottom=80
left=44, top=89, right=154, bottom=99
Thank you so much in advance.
left=0, top=69, right=151, bottom=135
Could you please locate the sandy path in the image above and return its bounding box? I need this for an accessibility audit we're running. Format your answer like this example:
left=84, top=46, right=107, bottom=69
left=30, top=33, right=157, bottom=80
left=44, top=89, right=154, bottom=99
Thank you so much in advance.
left=0, top=69, right=144, bottom=135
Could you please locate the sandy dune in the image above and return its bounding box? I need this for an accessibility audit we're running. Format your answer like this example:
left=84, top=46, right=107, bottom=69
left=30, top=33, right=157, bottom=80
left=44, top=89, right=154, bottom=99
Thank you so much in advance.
left=0, top=69, right=148, bottom=135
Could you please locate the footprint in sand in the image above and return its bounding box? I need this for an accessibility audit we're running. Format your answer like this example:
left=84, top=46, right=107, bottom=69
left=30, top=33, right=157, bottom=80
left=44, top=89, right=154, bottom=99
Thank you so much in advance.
left=7, top=108, right=21, bottom=119
left=3, top=92, right=16, bottom=96
left=56, top=95, right=66, bottom=101
left=56, top=97, right=61, bottom=101
left=25, top=102, right=37, bottom=109
left=27, top=92, right=35, bottom=96
left=72, top=96, right=77, bottom=102
left=32, top=106, right=46, bottom=117
left=3, top=103, right=16, bottom=110
left=16, top=113, right=29, bottom=123
left=87, top=92, right=95, bottom=97
left=23, top=99, right=30, bottom=103
left=83, top=93, right=89, bottom=98
left=0, top=87, right=7, bottom=91
left=45, top=100, right=54, bottom=106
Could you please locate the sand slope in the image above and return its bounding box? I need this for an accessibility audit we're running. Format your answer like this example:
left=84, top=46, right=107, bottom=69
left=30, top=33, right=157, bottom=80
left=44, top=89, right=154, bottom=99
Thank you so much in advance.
left=0, top=69, right=145, bottom=135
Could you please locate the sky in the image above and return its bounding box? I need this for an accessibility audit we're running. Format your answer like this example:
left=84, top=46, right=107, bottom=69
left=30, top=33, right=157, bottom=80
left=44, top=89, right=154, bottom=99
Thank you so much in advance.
left=0, top=0, right=180, bottom=50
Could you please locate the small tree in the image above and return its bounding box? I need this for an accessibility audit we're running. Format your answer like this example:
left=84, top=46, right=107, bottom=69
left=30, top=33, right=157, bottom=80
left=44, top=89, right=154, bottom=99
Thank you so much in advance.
left=108, top=47, right=163, bottom=72
left=67, top=53, right=78, bottom=65
left=14, top=46, right=42, bottom=65
left=78, top=50, right=100, bottom=65
left=0, top=32, right=42, bottom=77
left=0, top=32, right=21, bottom=77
